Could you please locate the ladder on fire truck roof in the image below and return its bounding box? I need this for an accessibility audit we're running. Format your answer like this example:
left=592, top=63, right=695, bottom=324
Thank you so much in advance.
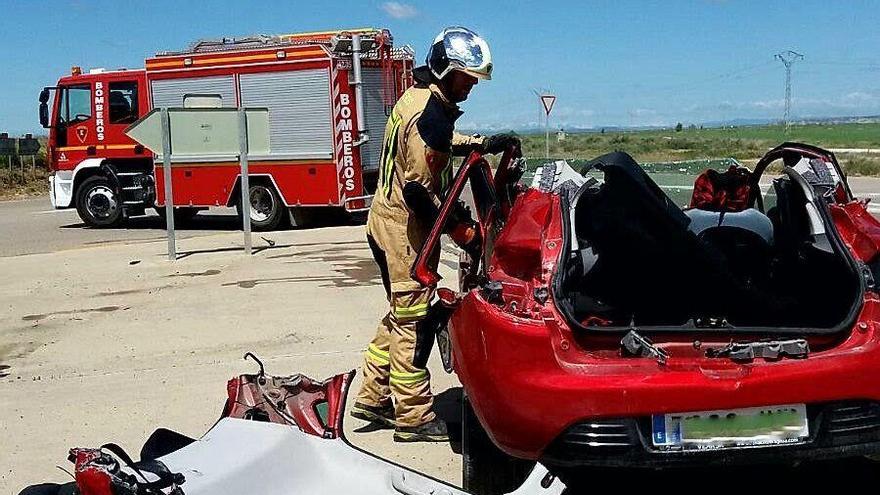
left=154, top=28, right=413, bottom=107
left=156, top=28, right=401, bottom=56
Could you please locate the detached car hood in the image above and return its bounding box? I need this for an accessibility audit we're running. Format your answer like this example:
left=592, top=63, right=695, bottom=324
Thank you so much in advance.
left=19, top=356, right=565, bottom=495
left=149, top=417, right=559, bottom=495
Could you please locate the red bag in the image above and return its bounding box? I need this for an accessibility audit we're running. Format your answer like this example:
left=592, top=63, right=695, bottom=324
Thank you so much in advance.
left=690, top=165, right=753, bottom=212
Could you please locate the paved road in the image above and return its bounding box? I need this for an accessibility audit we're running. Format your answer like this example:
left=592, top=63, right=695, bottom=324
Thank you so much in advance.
left=5, top=176, right=880, bottom=257
left=0, top=197, right=244, bottom=257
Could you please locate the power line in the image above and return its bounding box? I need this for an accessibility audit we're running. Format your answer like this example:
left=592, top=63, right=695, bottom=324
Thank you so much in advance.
left=775, top=50, right=804, bottom=131
left=582, top=61, right=778, bottom=104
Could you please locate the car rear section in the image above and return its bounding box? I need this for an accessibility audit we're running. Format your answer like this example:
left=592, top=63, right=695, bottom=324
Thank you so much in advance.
left=447, top=144, right=880, bottom=468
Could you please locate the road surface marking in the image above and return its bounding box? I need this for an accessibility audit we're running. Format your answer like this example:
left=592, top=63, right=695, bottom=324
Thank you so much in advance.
left=34, top=209, right=77, bottom=215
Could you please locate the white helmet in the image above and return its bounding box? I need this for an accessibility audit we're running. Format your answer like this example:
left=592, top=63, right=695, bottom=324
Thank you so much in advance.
left=426, top=26, right=493, bottom=81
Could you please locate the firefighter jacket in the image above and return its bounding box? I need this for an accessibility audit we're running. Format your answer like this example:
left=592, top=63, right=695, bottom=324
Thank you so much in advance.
left=367, top=81, right=483, bottom=293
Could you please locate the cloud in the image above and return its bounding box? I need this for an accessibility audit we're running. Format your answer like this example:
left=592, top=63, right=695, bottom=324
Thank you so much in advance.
left=381, top=2, right=418, bottom=19
left=629, top=108, right=656, bottom=116
left=748, top=99, right=785, bottom=110
left=838, top=91, right=880, bottom=107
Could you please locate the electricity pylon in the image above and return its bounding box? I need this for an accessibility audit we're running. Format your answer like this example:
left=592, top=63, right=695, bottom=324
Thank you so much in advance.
left=775, top=50, right=804, bottom=132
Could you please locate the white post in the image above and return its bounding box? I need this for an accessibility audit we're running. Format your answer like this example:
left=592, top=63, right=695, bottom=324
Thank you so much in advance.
left=545, top=111, right=550, bottom=159
left=160, top=108, right=176, bottom=261
left=238, top=108, right=252, bottom=255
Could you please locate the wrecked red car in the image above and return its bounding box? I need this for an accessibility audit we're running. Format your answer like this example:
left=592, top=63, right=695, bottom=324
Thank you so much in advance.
left=414, top=143, right=880, bottom=490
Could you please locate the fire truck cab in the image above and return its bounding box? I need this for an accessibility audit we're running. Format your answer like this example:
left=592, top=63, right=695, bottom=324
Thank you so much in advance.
left=39, top=28, right=413, bottom=230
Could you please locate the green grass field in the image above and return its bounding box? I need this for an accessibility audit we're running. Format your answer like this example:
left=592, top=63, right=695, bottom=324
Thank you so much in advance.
left=520, top=122, right=880, bottom=175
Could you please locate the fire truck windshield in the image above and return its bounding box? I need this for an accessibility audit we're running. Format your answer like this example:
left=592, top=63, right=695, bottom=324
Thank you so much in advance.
left=58, top=84, right=91, bottom=125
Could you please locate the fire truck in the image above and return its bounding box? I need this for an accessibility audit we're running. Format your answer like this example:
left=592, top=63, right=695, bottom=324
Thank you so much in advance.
left=38, top=28, right=414, bottom=230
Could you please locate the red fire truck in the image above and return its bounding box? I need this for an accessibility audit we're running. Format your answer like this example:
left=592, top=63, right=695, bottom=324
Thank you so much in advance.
left=38, top=28, right=414, bottom=230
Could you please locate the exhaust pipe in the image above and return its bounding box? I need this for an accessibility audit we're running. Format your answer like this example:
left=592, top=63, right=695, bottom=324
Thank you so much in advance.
left=351, top=34, right=369, bottom=147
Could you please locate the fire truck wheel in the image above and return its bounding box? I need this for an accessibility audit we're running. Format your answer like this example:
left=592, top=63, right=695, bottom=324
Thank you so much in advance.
left=237, top=184, right=285, bottom=231
left=76, top=176, right=123, bottom=228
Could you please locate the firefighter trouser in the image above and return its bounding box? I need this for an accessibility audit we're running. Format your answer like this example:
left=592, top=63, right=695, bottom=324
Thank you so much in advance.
left=357, top=235, right=435, bottom=427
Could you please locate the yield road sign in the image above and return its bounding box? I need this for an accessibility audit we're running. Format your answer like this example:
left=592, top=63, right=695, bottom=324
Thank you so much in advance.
left=540, top=94, right=556, bottom=115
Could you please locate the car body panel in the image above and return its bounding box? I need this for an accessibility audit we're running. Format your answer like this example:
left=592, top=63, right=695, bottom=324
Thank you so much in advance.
left=425, top=143, right=880, bottom=465
left=156, top=417, right=564, bottom=495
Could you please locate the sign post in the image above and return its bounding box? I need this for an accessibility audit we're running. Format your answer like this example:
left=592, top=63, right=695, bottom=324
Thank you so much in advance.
left=159, top=109, right=176, bottom=261
left=238, top=108, right=252, bottom=255
left=18, top=134, right=42, bottom=181
left=125, top=107, right=269, bottom=260
left=540, top=94, right=556, bottom=159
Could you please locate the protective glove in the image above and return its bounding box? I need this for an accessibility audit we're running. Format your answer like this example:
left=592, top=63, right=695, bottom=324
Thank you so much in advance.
left=450, top=200, right=473, bottom=226
left=449, top=221, right=482, bottom=260
left=481, top=132, right=521, bottom=155
left=403, top=181, right=439, bottom=228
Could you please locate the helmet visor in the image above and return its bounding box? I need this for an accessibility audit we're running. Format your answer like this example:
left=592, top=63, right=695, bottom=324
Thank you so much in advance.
left=443, top=30, right=486, bottom=70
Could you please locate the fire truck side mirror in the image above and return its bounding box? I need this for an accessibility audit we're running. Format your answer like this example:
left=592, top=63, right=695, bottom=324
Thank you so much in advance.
left=39, top=102, right=49, bottom=128
left=39, top=88, right=51, bottom=128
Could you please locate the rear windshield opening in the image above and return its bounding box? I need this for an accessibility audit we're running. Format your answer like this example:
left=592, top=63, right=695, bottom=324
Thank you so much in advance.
left=555, top=151, right=862, bottom=334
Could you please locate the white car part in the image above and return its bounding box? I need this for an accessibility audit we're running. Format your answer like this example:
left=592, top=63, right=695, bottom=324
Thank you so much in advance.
left=153, top=417, right=565, bottom=495
left=531, top=160, right=587, bottom=193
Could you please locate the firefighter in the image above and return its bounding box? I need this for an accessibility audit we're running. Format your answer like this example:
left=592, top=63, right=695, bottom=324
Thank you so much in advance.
left=351, top=26, right=520, bottom=442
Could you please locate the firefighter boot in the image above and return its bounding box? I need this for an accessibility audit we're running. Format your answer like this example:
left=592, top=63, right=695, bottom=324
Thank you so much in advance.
left=393, top=417, right=449, bottom=443
left=350, top=401, right=396, bottom=428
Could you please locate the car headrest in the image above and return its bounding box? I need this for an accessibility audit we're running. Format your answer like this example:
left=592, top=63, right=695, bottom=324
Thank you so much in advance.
left=685, top=208, right=774, bottom=245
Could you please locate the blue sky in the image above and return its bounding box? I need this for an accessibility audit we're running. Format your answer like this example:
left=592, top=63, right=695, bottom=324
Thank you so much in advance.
left=2, top=0, right=879, bottom=134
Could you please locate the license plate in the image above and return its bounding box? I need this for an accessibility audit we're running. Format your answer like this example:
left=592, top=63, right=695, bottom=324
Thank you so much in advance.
left=651, top=404, right=809, bottom=451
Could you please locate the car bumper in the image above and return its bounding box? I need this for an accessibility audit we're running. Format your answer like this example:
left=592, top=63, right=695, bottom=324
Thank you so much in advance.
left=450, top=290, right=880, bottom=463
left=541, top=400, right=880, bottom=467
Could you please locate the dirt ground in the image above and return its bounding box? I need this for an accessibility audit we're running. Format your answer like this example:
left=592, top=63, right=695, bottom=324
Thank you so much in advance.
left=0, top=225, right=463, bottom=493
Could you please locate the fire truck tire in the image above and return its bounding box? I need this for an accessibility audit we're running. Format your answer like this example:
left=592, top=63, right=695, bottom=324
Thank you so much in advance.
left=236, top=183, right=285, bottom=231
left=75, top=176, right=123, bottom=228
left=462, top=394, right=534, bottom=495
